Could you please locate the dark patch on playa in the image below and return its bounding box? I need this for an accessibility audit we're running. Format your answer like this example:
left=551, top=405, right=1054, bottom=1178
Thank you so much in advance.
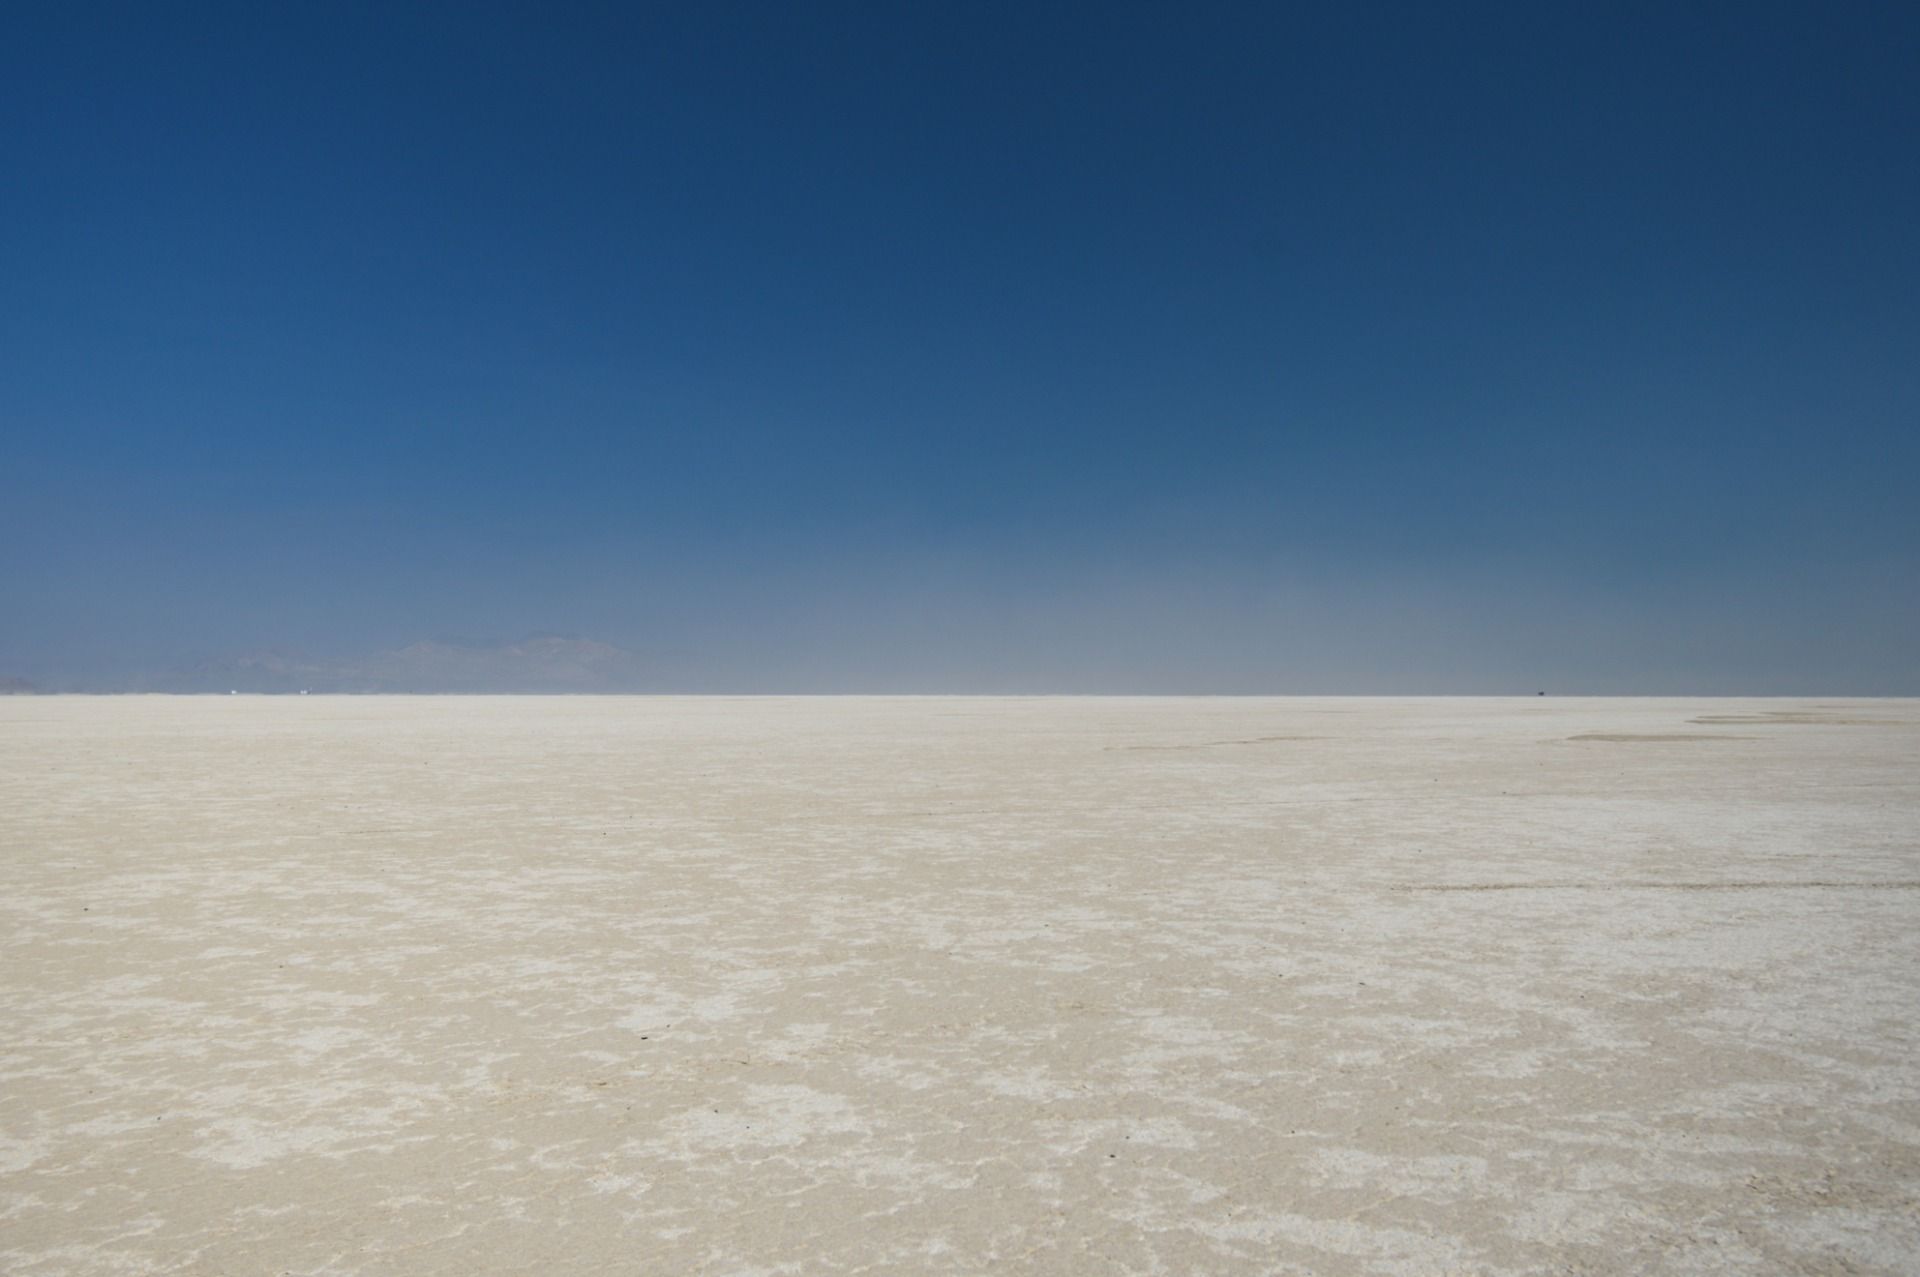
left=1690, top=711, right=1904, bottom=726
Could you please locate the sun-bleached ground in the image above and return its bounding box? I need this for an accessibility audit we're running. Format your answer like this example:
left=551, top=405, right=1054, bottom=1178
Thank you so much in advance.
left=2, top=695, right=1917, bottom=1275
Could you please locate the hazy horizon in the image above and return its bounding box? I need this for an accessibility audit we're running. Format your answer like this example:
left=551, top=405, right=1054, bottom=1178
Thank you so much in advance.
left=12, top=621, right=1920, bottom=698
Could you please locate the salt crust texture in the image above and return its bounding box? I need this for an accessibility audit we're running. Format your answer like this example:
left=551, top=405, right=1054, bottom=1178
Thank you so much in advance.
left=2, top=696, right=1917, bottom=1274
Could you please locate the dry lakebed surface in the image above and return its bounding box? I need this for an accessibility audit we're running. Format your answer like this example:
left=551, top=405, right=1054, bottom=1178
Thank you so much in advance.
left=2, top=695, right=1917, bottom=1275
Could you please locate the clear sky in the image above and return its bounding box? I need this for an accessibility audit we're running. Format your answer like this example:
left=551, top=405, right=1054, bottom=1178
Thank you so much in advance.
left=4, top=3, right=1916, bottom=691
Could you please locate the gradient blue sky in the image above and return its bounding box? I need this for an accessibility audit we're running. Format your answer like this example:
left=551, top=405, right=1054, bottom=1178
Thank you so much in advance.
left=4, top=3, right=1917, bottom=691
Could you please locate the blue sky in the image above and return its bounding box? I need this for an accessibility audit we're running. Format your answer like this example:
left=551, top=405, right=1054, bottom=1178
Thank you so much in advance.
left=3, top=3, right=1916, bottom=690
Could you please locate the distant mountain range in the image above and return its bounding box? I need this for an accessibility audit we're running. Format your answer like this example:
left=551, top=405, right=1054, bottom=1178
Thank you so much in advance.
left=162, top=637, right=655, bottom=693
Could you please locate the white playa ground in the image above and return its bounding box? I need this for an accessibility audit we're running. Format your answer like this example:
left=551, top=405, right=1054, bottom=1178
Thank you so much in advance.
left=2, top=695, right=1917, bottom=1275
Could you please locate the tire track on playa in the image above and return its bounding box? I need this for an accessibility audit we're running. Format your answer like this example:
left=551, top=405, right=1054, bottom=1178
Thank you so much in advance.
left=1108, top=736, right=1328, bottom=751
left=1395, top=879, right=1920, bottom=893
